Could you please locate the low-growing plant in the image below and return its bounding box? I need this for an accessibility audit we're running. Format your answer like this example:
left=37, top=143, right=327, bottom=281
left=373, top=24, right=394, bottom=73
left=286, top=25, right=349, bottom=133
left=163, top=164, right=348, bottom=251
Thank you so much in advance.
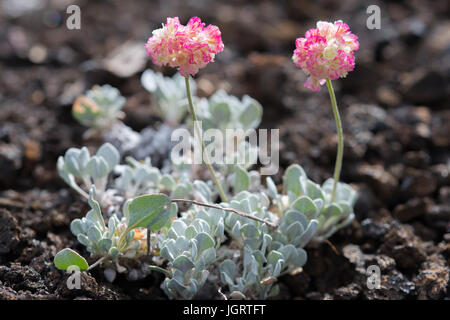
left=54, top=17, right=360, bottom=301
left=72, top=84, right=126, bottom=132
left=141, top=69, right=196, bottom=126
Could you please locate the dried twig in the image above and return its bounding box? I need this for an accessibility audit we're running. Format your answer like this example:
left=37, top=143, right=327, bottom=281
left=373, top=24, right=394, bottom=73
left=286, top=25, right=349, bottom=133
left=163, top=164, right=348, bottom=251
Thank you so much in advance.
left=171, top=198, right=278, bottom=229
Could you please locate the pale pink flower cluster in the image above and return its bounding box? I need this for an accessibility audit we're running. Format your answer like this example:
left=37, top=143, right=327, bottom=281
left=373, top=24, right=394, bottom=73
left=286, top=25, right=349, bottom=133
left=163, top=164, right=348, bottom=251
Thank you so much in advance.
left=145, top=17, right=224, bottom=77
left=292, top=21, right=359, bottom=91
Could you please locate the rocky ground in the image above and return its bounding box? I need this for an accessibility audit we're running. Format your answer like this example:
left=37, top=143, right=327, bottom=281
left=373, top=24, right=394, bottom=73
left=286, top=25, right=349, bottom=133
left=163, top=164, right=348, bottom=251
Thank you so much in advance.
left=0, top=0, right=449, bottom=299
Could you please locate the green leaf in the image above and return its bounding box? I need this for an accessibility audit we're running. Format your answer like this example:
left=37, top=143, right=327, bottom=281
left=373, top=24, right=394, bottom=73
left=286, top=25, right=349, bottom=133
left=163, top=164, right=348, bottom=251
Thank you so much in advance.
left=195, top=232, right=214, bottom=255
left=267, top=250, right=283, bottom=266
left=127, top=194, right=171, bottom=232
left=86, top=156, right=109, bottom=179
left=96, top=143, right=120, bottom=171
left=233, top=165, right=250, bottom=193
left=210, top=102, right=231, bottom=123
left=173, top=255, right=195, bottom=273
left=266, top=177, right=278, bottom=198
left=70, top=219, right=84, bottom=236
left=149, top=265, right=172, bottom=277
left=283, top=164, right=306, bottom=196
left=240, top=96, right=263, bottom=129
left=54, top=248, right=89, bottom=271
left=291, top=196, right=318, bottom=219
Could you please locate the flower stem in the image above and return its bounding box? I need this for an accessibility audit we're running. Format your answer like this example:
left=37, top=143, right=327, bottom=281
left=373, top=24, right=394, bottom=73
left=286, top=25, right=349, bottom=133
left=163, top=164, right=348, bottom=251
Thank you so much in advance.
left=325, top=78, right=343, bottom=203
left=184, top=75, right=228, bottom=202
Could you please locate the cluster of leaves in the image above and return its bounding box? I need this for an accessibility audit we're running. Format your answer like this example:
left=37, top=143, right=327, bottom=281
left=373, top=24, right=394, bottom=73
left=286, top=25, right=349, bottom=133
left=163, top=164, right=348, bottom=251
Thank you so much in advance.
left=56, top=71, right=358, bottom=300
left=141, top=69, right=195, bottom=125
left=72, top=84, right=125, bottom=130
left=57, top=143, right=199, bottom=207
left=57, top=143, right=120, bottom=202
left=55, top=190, right=176, bottom=280
left=157, top=204, right=225, bottom=299
left=267, top=164, right=357, bottom=242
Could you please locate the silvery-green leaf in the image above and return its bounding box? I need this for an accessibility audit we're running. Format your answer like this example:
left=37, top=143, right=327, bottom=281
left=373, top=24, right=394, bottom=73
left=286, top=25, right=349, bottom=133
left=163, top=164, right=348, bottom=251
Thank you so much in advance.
left=230, top=291, right=246, bottom=300
left=252, top=250, right=266, bottom=265
left=57, top=157, right=71, bottom=185
left=171, top=220, right=187, bottom=237
left=108, top=216, right=117, bottom=236
left=77, top=234, right=91, bottom=246
left=314, top=198, right=324, bottom=212
left=87, top=187, right=106, bottom=231
left=175, top=236, right=189, bottom=253
left=220, top=259, right=237, bottom=280
left=195, top=232, right=214, bottom=255
left=210, top=102, right=231, bottom=123
left=232, top=221, right=241, bottom=239
left=240, top=96, right=263, bottom=129
left=160, top=239, right=176, bottom=261
left=261, top=233, right=272, bottom=254
left=298, top=219, right=319, bottom=248
left=192, top=218, right=210, bottom=234
left=87, top=226, right=102, bottom=243
left=122, top=199, right=131, bottom=220
left=291, top=196, right=318, bottom=219
left=96, top=143, right=119, bottom=171
left=86, top=156, right=109, bottom=179
left=293, top=248, right=307, bottom=267
left=241, top=224, right=259, bottom=238
left=215, top=218, right=224, bottom=239
left=78, top=147, right=90, bottom=171
left=193, top=180, right=211, bottom=201
left=70, top=219, right=84, bottom=236
left=160, top=174, right=175, bottom=191
left=323, top=203, right=343, bottom=220
left=185, top=225, right=198, bottom=239
left=273, top=259, right=283, bottom=277
left=64, top=148, right=82, bottom=177
left=108, top=246, right=119, bottom=258
left=233, top=165, right=250, bottom=193
left=267, top=250, right=283, bottom=266
left=125, top=229, right=134, bottom=243
left=266, top=177, right=278, bottom=198
left=199, top=247, right=216, bottom=266
left=286, top=221, right=304, bottom=244
left=171, top=184, right=189, bottom=199
left=98, top=238, right=112, bottom=252
left=284, top=210, right=308, bottom=230
left=306, top=180, right=325, bottom=201
left=173, top=255, right=195, bottom=273
left=283, top=164, right=306, bottom=196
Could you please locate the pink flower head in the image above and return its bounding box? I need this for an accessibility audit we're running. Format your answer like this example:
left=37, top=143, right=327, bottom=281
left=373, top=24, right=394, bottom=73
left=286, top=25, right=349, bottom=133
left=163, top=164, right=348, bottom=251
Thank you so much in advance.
left=292, top=21, right=359, bottom=91
left=145, top=17, right=224, bottom=77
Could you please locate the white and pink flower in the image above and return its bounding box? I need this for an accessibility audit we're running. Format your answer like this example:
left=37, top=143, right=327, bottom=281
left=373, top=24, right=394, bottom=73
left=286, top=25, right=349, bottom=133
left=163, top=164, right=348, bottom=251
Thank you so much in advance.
left=292, top=21, right=359, bottom=91
left=145, top=17, right=224, bottom=77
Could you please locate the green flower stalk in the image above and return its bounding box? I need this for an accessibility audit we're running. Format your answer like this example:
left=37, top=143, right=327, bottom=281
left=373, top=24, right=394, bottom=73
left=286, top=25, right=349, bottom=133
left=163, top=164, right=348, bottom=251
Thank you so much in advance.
left=325, top=78, right=343, bottom=202
left=292, top=21, right=359, bottom=202
left=185, top=75, right=228, bottom=202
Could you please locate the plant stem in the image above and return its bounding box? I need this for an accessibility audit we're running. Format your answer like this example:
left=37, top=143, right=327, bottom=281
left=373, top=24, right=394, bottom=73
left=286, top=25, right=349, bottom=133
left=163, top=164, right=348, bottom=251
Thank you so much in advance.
left=325, top=78, right=343, bottom=203
left=87, top=256, right=106, bottom=271
left=184, top=75, right=228, bottom=202
left=171, top=198, right=278, bottom=229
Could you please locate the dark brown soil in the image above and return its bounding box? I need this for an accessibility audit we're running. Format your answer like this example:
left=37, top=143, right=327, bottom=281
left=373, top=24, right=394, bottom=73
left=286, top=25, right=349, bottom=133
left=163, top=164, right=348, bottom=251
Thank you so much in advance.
left=0, top=0, right=449, bottom=300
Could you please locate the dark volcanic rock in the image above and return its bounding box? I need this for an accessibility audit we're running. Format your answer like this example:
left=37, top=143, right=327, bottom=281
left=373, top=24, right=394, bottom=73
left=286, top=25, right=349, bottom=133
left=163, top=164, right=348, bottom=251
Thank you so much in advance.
left=414, top=254, right=449, bottom=299
left=378, top=223, right=427, bottom=271
left=0, top=209, right=21, bottom=257
left=342, top=244, right=415, bottom=300
left=393, top=197, right=433, bottom=222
